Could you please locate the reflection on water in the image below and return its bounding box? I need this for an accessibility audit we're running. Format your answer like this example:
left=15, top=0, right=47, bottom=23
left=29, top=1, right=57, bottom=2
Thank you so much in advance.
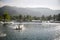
left=0, top=22, right=60, bottom=40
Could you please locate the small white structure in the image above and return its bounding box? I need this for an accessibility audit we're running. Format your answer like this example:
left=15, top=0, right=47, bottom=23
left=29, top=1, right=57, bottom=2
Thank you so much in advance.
left=42, top=21, right=50, bottom=23
left=32, top=20, right=42, bottom=22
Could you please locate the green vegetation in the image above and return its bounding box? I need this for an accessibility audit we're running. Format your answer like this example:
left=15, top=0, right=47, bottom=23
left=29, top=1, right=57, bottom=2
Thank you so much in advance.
left=0, top=11, right=11, bottom=22
left=3, top=11, right=11, bottom=22
left=41, top=15, right=46, bottom=21
left=0, top=16, right=2, bottom=21
left=56, top=13, right=60, bottom=21
left=53, top=15, right=56, bottom=21
left=33, top=16, right=40, bottom=20
left=24, top=15, right=32, bottom=21
left=41, top=13, right=60, bottom=21
left=0, top=11, right=60, bottom=22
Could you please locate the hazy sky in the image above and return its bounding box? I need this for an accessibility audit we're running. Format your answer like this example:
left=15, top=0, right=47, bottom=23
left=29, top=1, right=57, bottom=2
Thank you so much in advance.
left=0, top=0, right=60, bottom=10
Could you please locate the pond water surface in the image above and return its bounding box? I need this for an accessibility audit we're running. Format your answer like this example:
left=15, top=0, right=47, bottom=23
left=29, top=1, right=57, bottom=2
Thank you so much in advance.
left=0, top=22, right=60, bottom=40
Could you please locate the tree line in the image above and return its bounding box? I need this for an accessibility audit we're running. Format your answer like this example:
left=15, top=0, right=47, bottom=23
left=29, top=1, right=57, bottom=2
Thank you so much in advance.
left=41, top=13, right=60, bottom=21
left=0, top=11, right=60, bottom=22
left=0, top=11, right=40, bottom=22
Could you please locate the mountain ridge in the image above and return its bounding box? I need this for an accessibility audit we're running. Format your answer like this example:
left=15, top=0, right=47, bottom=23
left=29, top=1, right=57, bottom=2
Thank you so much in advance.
left=0, top=6, right=60, bottom=17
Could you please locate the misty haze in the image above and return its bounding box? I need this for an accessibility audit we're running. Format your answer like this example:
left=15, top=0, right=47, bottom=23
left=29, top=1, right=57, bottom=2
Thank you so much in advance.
left=0, top=0, right=60, bottom=40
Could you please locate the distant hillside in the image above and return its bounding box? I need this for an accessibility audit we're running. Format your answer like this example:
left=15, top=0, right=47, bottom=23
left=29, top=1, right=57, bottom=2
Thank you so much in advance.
left=0, top=6, right=60, bottom=17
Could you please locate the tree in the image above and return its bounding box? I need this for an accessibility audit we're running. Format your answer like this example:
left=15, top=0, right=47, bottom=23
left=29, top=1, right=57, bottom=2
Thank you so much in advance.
left=47, top=15, right=52, bottom=20
left=3, top=11, right=11, bottom=22
left=41, top=15, right=46, bottom=20
left=23, top=15, right=32, bottom=21
left=19, top=14, right=23, bottom=21
left=53, top=15, right=57, bottom=21
left=56, top=13, right=60, bottom=21
left=0, top=16, right=2, bottom=21
left=28, top=16, right=32, bottom=21
left=25, top=15, right=31, bottom=21
left=33, top=16, right=40, bottom=20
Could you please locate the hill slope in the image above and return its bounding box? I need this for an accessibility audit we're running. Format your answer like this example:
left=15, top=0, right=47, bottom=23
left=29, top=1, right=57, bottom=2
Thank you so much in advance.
left=0, top=6, right=60, bottom=17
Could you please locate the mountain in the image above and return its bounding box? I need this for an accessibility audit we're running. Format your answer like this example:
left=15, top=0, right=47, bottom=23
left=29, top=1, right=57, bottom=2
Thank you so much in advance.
left=0, top=6, right=60, bottom=17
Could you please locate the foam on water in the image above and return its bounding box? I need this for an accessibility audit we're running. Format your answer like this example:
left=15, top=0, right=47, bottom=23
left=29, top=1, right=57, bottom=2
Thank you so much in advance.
left=9, top=24, right=25, bottom=31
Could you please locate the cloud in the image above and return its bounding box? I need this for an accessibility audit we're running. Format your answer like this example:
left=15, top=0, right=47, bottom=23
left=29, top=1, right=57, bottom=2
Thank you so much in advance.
left=0, top=1, right=6, bottom=7
left=0, top=0, right=60, bottom=10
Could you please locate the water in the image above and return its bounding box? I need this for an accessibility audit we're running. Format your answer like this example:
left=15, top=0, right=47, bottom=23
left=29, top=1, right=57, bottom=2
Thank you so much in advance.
left=0, top=22, right=60, bottom=40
